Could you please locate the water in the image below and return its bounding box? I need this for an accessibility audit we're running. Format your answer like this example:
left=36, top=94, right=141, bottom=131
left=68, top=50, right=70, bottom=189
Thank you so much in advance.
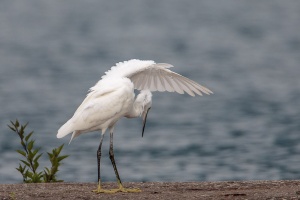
left=1, top=0, right=300, bottom=183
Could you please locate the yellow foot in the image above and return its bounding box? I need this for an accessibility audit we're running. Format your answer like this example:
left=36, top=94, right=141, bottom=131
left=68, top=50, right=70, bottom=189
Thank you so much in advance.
left=92, top=186, right=141, bottom=193
left=92, top=180, right=141, bottom=194
left=110, top=186, right=141, bottom=193
left=92, top=181, right=119, bottom=194
left=92, top=188, right=119, bottom=194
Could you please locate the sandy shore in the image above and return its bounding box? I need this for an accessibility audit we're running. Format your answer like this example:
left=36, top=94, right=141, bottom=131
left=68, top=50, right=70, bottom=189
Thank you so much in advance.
left=1, top=180, right=300, bottom=199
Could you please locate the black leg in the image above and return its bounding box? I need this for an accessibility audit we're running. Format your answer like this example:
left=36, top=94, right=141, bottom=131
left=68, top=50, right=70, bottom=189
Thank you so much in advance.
left=109, top=131, right=122, bottom=185
left=93, top=130, right=141, bottom=193
left=97, top=133, right=105, bottom=184
left=92, top=133, right=108, bottom=193
left=108, top=131, right=141, bottom=193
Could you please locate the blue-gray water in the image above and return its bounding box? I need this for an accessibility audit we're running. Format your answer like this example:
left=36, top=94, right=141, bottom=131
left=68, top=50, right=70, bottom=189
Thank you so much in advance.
left=1, top=0, right=300, bottom=183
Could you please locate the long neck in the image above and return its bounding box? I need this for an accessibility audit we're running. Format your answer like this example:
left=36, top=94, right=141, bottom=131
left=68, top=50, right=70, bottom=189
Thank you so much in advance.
left=125, top=90, right=152, bottom=118
left=125, top=99, right=143, bottom=118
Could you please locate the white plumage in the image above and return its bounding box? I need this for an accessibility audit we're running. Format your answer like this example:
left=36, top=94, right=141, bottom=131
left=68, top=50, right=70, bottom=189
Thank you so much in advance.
left=56, top=59, right=212, bottom=193
left=57, top=59, right=212, bottom=141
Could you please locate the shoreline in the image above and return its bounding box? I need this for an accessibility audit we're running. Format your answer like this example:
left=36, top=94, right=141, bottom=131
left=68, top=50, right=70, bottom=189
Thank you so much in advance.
left=1, top=180, right=300, bottom=199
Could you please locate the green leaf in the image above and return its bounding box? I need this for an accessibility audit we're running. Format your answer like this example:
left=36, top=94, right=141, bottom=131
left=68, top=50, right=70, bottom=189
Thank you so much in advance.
left=20, top=123, right=28, bottom=136
left=15, top=120, right=19, bottom=128
left=38, top=171, right=43, bottom=178
left=57, top=155, right=69, bottom=162
left=28, top=151, right=34, bottom=161
left=16, top=164, right=26, bottom=174
left=28, top=140, right=34, bottom=151
left=23, top=122, right=28, bottom=130
left=47, top=152, right=52, bottom=159
left=8, top=125, right=16, bottom=132
left=17, top=164, right=26, bottom=173
left=20, top=160, right=31, bottom=167
left=32, top=149, right=39, bottom=157
left=31, top=172, right=43, bottom=183
left=19, top=125, right=25, bottom=140
left=44, top=167, right=50, bottom=174
left=25, top=131, right=34, bottom=142
left=16, top=167, right=21, bottom=173
left=33, top=161, right=39, bottom=171
left=16, top=150, right=27, bottom=157
left=21, top=141, right=25, bottom=147
left=20, top=126, right=24, bottom=135
left=34, top=153, right=43, bottom=163
left=56, top=144, right=64, bottom=154
left=25, top=170, right=33, bottom=178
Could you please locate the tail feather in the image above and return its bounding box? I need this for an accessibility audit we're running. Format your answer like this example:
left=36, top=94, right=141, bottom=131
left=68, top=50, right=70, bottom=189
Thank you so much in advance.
left=57, top=120, right=74, bottom=139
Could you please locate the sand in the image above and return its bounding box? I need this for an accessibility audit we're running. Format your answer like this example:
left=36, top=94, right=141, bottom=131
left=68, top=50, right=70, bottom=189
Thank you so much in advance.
left=1, top=180, right=300, bottom=199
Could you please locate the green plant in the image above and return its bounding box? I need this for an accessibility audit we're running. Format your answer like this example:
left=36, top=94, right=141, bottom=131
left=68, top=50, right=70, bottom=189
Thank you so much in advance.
left=8, top=120, right=69, bottom=183
left=9, top=192, right=16, bottom=200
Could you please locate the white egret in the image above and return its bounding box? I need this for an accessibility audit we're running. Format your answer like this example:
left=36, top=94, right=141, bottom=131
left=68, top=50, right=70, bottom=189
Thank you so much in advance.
left=57, top=59, right=213, bottom=193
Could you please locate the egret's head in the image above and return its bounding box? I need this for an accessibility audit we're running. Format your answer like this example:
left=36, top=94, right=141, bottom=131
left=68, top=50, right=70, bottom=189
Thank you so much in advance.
left=136, top=90, right=152, bottom=137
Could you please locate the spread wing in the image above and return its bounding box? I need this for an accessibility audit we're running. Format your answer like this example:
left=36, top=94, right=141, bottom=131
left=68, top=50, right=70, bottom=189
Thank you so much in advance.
left=128, top=63, right=213, bottom=96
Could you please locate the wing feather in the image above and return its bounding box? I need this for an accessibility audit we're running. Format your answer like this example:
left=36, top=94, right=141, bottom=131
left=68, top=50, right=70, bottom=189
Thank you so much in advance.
left=153, top=73, right=159, bottom=91
left=140, top=72, right=148, bottom=90
left=162, top=74, right=175, bottom=92
left=156, top=70, right=166, bottom=92
left=169, top=77, right=184, bottom=94
left=182, top=76, right=212, bottom=95
left=128, top=63, right=212, bottom=96
left=173, top=78, right=195, bottom=96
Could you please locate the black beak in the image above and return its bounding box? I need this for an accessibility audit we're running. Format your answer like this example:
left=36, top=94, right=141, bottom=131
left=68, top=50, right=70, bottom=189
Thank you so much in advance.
left=142, top=107, right=151, bottom=137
